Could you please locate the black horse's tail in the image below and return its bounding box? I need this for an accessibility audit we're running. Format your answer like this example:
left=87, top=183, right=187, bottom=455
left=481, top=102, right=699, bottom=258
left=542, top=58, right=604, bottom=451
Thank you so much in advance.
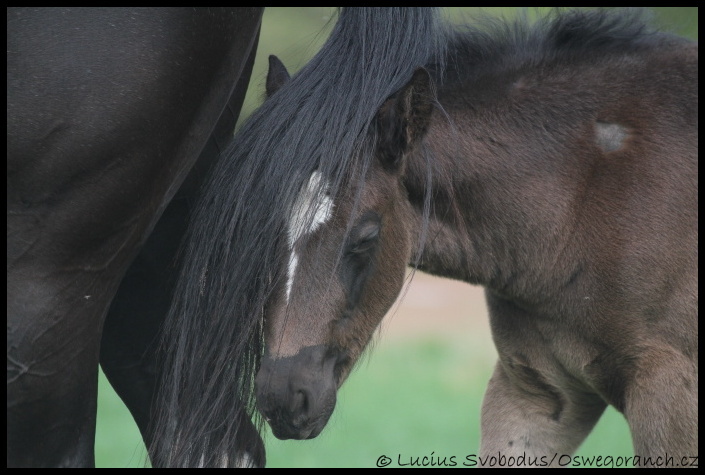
left=150, top=8, right=445, bottom=467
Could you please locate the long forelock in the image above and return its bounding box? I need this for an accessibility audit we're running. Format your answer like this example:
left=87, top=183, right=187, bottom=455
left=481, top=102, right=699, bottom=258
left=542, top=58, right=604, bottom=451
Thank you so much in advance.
left=151, top=7, right=447, bottom=467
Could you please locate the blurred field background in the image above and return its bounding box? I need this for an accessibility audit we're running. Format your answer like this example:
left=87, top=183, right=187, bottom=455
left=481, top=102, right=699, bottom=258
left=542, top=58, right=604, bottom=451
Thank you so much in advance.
left=95, top=7, right=698, bottom=468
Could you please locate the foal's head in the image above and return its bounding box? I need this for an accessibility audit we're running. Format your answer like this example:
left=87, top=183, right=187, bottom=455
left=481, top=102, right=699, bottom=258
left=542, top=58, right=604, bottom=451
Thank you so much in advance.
left=255, top=57, right=434, bottom=439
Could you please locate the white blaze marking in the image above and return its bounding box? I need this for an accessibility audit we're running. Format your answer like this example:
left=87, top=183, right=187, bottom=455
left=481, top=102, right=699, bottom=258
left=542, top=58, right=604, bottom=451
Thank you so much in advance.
left=286, top=171, right=334, bottom=302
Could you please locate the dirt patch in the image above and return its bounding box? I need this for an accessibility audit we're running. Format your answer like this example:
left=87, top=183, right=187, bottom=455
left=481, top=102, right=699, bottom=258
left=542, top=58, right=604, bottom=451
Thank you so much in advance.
left=377, top=270, right=493, bottom=347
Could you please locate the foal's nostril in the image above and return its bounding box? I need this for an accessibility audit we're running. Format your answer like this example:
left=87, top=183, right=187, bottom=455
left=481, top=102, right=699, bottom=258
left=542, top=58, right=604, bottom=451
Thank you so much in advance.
left=289, top=389, right=309, bottom=419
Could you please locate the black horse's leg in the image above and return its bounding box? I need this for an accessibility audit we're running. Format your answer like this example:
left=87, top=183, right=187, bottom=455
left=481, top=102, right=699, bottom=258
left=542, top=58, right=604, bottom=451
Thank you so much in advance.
left=8, top=8, right=263, bottom=467
left=7, top=273, right=108, bottom=467
left=99, top=12, right=264, bottom=465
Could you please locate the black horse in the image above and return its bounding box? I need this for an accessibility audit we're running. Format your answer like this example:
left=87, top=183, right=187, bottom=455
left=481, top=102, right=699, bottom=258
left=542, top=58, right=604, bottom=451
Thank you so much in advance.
left=6, top=7, right=264, bottom=468
left=7, top=7, right=442, bottom=467
left=255, top=9, right=698, bottom=466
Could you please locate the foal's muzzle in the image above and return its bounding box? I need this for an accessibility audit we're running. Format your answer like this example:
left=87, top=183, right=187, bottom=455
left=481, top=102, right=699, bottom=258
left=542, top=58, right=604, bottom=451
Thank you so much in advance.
left=255, top=345, right=338, bottom=440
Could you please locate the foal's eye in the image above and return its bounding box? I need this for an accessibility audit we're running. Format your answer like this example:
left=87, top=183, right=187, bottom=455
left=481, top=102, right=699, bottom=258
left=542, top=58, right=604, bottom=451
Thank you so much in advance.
left=350, top=225, right=379, bottom=254
left=348, top=223, right=380, bottom=254
left=346, top=211, right=382, bottom=255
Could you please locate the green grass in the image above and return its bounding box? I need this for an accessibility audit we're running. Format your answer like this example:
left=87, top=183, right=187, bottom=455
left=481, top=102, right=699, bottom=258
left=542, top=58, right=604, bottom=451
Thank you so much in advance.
left=95, top=369, right=149, bottom=468
left=96, top=335, right=633, bottom=468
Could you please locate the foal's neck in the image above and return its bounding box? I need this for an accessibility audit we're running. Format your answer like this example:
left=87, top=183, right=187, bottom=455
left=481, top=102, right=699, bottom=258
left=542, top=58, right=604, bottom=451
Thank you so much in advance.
left=403, top=111, right=584, bottom=309
left=402, top=35, right=697, bottom=316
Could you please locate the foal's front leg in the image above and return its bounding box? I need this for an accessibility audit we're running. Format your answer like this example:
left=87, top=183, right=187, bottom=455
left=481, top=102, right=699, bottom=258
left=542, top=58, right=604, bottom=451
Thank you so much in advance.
left=623, top=346, right=698, bottom=467
left=479, top=360, right=606, bottom=467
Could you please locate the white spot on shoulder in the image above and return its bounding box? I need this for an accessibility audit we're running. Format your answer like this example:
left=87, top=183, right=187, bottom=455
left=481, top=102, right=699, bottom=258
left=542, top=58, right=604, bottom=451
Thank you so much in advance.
left=286, top=171, right=334, bottom=302
left=595, top=121, right=628, bottom=153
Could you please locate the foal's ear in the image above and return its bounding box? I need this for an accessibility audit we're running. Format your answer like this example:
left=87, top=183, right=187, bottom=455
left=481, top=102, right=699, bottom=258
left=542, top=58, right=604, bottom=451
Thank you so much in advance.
left=375, top=67, right=434, bottom=171
left=266, top=55, right=291, bottom=98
